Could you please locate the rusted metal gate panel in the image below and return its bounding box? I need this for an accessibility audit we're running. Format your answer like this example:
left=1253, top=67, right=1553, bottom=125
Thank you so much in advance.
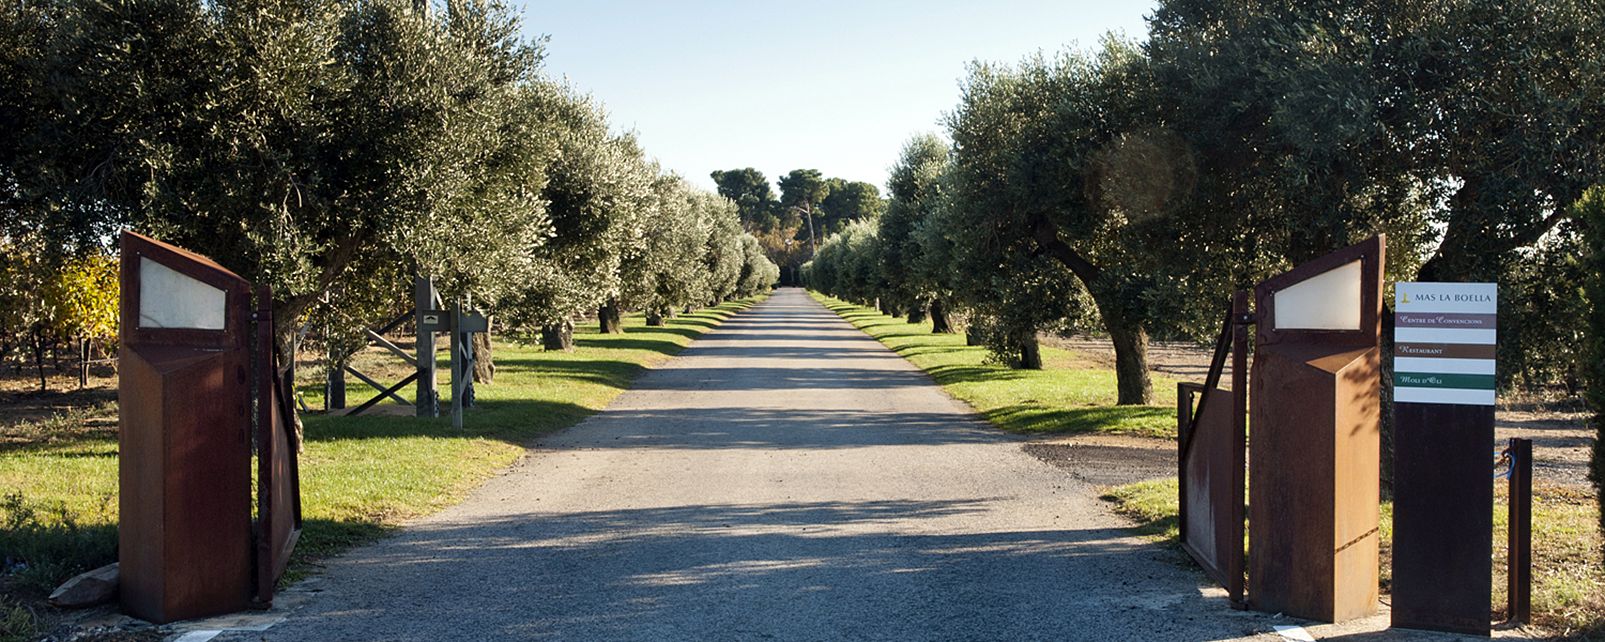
left=1177, top=291, right=1248, bottom=605
left=118, top=232, right=255, bottom=623
left=254, top=287, right=303, bottom=606
left=1248, top=236, right=1384, bottom=622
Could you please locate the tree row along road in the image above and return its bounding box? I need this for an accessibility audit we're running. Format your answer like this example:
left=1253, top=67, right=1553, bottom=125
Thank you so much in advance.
left=223, top=289, right=1398, bottom=641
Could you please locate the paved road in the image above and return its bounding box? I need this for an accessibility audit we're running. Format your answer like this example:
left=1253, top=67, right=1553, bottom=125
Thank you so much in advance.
left=226, top=289, right=1427, bottom=641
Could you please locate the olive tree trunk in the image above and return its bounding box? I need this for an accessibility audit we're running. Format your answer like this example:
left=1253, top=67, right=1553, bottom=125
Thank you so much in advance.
left=1030, top=218, right=1153, bottom=405
left=541, top=319, right=574, bottom=352
left=1104, top=319, right=1152, bottom=405
left=1018, top=335, right=1042, bottom=370
left=472, top=331, right=494, bottom=384
left=598, top=297, right=623, bottom=334
left=930, top=299, right=954, bottom=334
left=906, top=298, right=928, bottom=324
left=965, top=325, right=984, bottom=346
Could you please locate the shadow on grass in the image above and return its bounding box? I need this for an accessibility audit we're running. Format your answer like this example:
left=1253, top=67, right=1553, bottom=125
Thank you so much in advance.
left=302, top=397, right=598, bottom=446
left=983, top=404, right=1172, bottom=437
left=607, top=326, right=699, bottom=343
left=0, top=496, right=117, bottom=595
left=1105, top=507, right=1178, bottom=543
left=926, top=364, right=1029, bottom=385
left=284, top=517, right=393, bottom=583
left=815, top=293, right=1176, bottom=438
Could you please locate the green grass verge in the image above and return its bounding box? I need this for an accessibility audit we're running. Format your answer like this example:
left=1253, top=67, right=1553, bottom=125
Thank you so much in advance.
left=0, top=298, right=761, bottom=601
left=0, top=595, right=36, bottom=642
left=812, top=293, right=1177, bottom=438
left=1101, top=478, right=1180, bottom=540
left=1102, top=477, right=1605, bottom=638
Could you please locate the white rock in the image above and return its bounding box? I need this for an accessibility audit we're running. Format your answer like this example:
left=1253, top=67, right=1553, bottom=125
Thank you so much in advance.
left=48, top=562, right=118, bottom=608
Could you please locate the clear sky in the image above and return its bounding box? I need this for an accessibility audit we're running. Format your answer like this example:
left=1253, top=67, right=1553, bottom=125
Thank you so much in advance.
left=516, top=1, right=1156, bottom=193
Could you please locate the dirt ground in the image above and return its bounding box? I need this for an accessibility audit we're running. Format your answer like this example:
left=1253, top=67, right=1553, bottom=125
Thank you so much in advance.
left=0, top=368, right=118, bottom=443
left=1021, top=434, right=1176, bottom=487
left=1042, top=334, right=1597, bottom=491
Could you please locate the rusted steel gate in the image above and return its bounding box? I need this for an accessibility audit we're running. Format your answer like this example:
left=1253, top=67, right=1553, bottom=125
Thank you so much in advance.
left=254, top=288, right=302, bottom=606
left=1176, top=291, right=1248, bottom=606
left=1179, top=237, right=1386, bottom=621
left=118, top=232, right=302, bottom=620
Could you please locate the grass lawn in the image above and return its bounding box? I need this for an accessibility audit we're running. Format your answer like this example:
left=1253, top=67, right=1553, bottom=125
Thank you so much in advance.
left=1103, top=478, right=1605, bottom=638
left=0, top=297, right=761, bottom=608
left=812, top=293, right=1178, bottom=438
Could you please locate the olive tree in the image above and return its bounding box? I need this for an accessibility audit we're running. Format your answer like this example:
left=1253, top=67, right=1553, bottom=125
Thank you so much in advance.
left=3, top=0, right=557, bottom=418
left=879, top=133, right=955, bottom=331
left=620, top=175, right=712, bottom=325
left=735, top=234, right=780, bottom=297
left=505, top=90, right=653, bottom=350
left=1150, top=0, right=1604, bottom=371
left=698, top=190, right=746, bottom=305
left=943, top=42, right=1180, bottom=384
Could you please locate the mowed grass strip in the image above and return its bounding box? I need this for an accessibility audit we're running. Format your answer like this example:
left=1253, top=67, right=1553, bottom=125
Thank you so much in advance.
left=0, top=297, right=761, bottom=595
left=812, top=293, right=1177, bottom=438
left=1102, top=478, right=1605, bottom=638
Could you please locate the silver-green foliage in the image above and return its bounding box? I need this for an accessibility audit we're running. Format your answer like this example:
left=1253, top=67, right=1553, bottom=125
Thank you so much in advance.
left=503, top=88, right=653, bottom=331
left=619, top=174, right=712, bottom=319
left=2, top=0, right=555, bottom=341
left=735, top=234, right=780, bottom=297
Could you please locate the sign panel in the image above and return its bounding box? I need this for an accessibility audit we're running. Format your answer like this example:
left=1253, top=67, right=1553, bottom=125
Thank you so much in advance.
left=1393, top=282, right=1497, bottom=406
left=419, top=310, right=448, bottom=332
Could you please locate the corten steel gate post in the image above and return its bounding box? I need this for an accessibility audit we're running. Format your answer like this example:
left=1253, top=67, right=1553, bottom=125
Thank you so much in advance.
left=1507, top=438, right=1533, bottom=625
left=118, top=232, right=254, bottom=623
left=1248, top=236, right=1385, bottom=622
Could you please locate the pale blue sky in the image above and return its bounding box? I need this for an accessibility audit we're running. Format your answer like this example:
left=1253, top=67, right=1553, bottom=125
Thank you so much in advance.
left=516, top=1, right=1156, bottom=193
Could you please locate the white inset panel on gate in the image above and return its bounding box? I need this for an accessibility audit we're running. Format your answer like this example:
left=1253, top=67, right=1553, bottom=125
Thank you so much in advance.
left=1273, top=260, right=1361, bottom=331
left=138, top=257, right=227, bottom=330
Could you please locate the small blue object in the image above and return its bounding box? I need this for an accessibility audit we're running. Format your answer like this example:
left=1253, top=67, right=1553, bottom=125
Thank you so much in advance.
left=1493, top=447, right=1514, bottom=480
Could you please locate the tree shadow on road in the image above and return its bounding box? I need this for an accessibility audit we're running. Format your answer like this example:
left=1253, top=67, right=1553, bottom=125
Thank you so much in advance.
left=539, top=406, right=1010, bottom=451
left=273, top=498, right=1256, bottom=641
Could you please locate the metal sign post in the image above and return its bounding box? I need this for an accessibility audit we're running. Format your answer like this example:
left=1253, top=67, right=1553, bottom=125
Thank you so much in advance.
left=1506, top=437, right=1533, bottom=625
left=1390, top=282, right=1498, bottom=635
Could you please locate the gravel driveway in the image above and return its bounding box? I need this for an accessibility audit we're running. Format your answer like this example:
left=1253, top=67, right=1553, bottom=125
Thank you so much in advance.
left=217, top=289, right=1465, bottom=641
